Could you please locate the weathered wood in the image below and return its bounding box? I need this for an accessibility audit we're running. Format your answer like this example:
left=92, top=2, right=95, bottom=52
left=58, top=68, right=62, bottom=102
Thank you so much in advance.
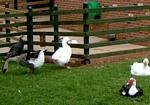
left=0, top=32, right=26, bottom=38
left=87, top=16, right=150, bottom=24
left=5, top=2, right=10, bottom=42
left=59, top=20, right=83, bottom=25
left=34, top=41, right=84, bottom=48
left=0, top=22, right=26, bottom=28
left=33, top=32, right=84, bottom=36
left=33, top=21, right=52, bottom=26
left=27, top=6, right=33, bottom=51
left=88, top=37, right=150, bottom=48
left=53, top=5, right=59, bottom=51
left=102, top=5, right=150, bottom=12
left=0, top=13, right=26, bottom=18
left=26, top=0, right=50, bottom=11
left=88, top=25, right=150, bottom=36
left=90, top=47, right=150, bottom=59
left=83, top=2, right=90, bottom=64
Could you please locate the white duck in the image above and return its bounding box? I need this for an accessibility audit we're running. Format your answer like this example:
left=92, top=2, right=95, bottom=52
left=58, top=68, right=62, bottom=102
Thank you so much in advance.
left=130, top=58, right=150, bottom=76
left=52, top=37, right=74, bottom=68
left=26, top=50, right=45, bottom=73
left=119, top=77, right=143, bottom=97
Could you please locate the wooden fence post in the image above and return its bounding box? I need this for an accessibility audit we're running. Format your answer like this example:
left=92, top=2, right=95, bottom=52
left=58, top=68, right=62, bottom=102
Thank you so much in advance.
left=50, top=0, right=55, bottom=21
left=27, top=6, right=33, bottom=51
left=14, top=0, right=18, bottom=20
left=53, top=4, right=59, bottom=51
left=14, top=0, right=18, bottom=10
left=5, top=2, right=10, bottom=43
left=83, top=2, right=90, bottom=64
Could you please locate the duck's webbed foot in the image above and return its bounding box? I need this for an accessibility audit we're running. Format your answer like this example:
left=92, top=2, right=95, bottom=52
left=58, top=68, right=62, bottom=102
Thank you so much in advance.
left=64, top=63, right=71, bottom=69
left=2, top=68, right=8, bottom=74
left=66, top=66, right=71, bottom=69
left=27, top=63, right=35, bottom=74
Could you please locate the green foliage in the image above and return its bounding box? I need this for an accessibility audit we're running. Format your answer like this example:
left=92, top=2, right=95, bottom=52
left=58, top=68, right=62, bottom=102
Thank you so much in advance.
left=0, top=58, right=150, bottom=105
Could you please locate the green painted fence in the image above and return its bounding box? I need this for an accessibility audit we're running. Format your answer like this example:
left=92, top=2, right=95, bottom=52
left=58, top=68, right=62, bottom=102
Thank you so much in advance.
left=0, top=2, right=150, bottom=63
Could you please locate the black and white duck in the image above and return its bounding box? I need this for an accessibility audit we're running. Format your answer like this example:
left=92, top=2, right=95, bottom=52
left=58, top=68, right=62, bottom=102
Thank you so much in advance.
left=119, top=77, right=143, bottom=97
left=2, top=50, right=45, bottom=74
left=26, top=50, right=45, bottom=73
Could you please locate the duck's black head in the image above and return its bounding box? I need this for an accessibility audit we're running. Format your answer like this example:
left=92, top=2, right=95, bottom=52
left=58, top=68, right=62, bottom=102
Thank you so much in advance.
left=19, top=35, right=24, bottom=42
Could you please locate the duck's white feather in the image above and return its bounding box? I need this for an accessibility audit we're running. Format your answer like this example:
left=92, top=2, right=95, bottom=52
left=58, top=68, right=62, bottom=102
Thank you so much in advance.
left=28, top=50, right=45, bottom=68
left=131, top=62, right=145, bottom=75
left=52, top=46, right=71, bottom=66
left=128, top=85, right=138, bottom=96
left=52, top=37, right=72, bottom=67
left=131, top=58, right=150, bottom=76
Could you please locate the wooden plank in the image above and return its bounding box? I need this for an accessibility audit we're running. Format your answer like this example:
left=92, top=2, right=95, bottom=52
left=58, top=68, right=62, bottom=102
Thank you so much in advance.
left=55, top=9, right=84, bottom=15
left=33, top=5, right=150, bottom=15
left=33, top=21, right=52, bottom=25
left=31, top=9, right=81, bottom=16
left=0, top=32, right=27, bottom=38
left=33, top=41, right=53, bottom=46
left=49, top=5, right=150, bottom=15
left=56, top=32, right=84, bottom=37
left=0, top=42, right=17, bottom=48
left=0, top=13, right=26, bottom=18
left=59, top=15, right=150, bottom=25
left=26, top=0, right=45, bottom=2
left=27, top=1, right=48, bottom=5
left=33, top=32, right=54, bottom=36
left=31, top=10, right=50, bottom=16
left=88, top=37, right=150, bottom=48
left=89, top=47, right=150, bottom=59
left=0, top=41, right=27, bottom=47
left=59, top=20, right=83, bottom=25
left=87, top=16, right=150, bottom=24
left=32, top=7, right=49, bottom=11
left=27, top=3, right=49, bottom=9
left=88, top=25, right=150, bottom=36
left=34, top=41, right=84, bottom=48
left=0, top=22, right=26, bottom=28
left=102, top=5, right=150, bottom=12
left=26, top=0, right=49, bottom=12
left=2, top=6, right=26, bottom=13
left=33, top=32, right=84, bottom=36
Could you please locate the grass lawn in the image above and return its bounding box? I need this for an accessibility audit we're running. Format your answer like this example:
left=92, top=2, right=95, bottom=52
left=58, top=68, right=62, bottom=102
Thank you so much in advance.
left=0, top=58, right=150, bottom=105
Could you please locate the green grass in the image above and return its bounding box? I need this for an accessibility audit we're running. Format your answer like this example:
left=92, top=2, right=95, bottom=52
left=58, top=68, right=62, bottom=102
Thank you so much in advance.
left=0, top=58, right=150, bottom=105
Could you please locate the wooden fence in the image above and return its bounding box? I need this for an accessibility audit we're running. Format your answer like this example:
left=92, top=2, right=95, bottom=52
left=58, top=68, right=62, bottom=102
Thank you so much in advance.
left=0, top=2, right=150, bottom=63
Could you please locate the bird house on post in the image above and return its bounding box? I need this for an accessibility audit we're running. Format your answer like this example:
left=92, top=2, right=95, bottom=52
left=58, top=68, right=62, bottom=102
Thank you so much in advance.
left=87, top=0, right=101, bottom=19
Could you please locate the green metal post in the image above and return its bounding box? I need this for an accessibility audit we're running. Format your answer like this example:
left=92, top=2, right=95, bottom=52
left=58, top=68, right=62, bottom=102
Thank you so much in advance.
left=5, top=2, right=10, bottom=43
left=83, top=2, right=90, bottom=64
left=27, top=6, right=33, bottom=51
left=50, top=0, right=55, bottom=21
left=14, top=0, right=18, bottom=10
left=53, top=5, right=59, bottom=51
left=14, top=0, right=18, bottom=20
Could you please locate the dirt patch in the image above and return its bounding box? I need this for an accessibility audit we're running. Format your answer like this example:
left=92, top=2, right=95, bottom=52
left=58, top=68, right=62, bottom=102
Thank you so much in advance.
left=85, top=51, right=150, bottom=66
left=44, top=51, right=150, bottom=67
